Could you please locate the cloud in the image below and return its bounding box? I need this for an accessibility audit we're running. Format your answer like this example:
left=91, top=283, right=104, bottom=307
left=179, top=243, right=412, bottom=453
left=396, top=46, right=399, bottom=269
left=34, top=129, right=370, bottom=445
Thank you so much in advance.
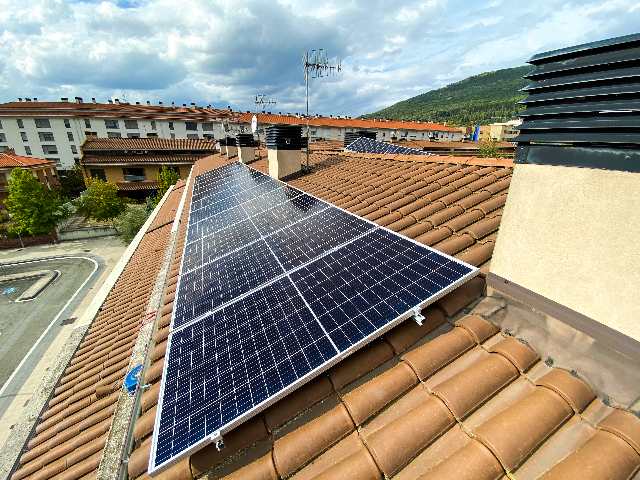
left=0, top=0, right=638, bottom=115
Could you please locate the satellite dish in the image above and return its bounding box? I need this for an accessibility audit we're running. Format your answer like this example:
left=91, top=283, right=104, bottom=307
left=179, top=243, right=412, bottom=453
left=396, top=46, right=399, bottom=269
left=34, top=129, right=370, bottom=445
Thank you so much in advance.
left=251, top=115, right=258, bottom=134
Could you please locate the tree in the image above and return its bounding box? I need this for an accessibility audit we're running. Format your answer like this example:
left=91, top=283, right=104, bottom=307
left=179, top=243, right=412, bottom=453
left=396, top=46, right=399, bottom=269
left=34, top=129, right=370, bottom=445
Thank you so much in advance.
left=478, top=139, right=499, bottom=158
left=77, top=178, right=125, bottom=220
left=152, top=166, right=180, bottom=206
left=5, top=168, right=64, bottom=236
left=114, top=205, right=149, bottom=244
left=59, top=165, right=86, bottom=199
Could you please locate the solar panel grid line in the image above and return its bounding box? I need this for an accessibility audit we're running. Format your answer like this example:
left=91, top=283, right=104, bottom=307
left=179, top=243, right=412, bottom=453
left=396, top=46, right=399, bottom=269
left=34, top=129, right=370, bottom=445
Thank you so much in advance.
left=238, top=195, right=342, bottom=354
left=171, top=224, right=376, bottom=334
left=149, top=161, right=479, bottom=475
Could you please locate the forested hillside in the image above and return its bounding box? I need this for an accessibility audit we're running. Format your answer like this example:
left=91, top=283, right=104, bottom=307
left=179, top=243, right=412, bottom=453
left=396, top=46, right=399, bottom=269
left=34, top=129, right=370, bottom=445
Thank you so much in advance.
left=363, top=65, right=531, bottom=126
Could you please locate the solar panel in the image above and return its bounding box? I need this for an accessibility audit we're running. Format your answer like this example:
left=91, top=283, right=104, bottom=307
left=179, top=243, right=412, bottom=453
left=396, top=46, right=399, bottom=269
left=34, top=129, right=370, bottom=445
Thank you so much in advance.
left=345, top=136, right=431, bottom=155
left=149, top=162, right=479, bottom=474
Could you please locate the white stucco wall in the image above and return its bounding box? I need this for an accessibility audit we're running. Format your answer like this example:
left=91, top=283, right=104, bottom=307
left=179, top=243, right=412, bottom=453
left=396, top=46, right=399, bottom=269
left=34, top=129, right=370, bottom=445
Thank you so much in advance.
left=490, top=163, right=640, bottom=342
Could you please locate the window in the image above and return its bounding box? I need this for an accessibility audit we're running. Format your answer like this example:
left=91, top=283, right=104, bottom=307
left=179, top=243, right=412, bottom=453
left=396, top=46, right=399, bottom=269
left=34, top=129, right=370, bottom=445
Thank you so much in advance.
left=202, top=122, right=213, bottom=131
left=64, top=119, right=71, bottom=128
left=203, top=133, right=215, bottom=139
left=147, top=133, right=158, bottom=137
left=127, top=133, right=140, bottom=138
left=150, top=120, right=156, bottom=130
left=107, top=132, right=122, bottom=138
left=17, top=119, right=24, bottom=129
left=35, top=118, right=51, bottom=128
left=185, top=121, right=197, bottom=131
left=124, top=120, right=138, bottom=129
left=67, top=132, right=74, bottom=142
left=39, top=132, right=55, bottom=142
left=105, top=119, right=119, bottom=129
left=20, top=132, right=28, bottom=142
left=71, top=145, right=77, bottom=154
left=48, top=158, right=61, bottom=167
left=84, top=119, right=91, bottom=128
left=0, top=133, right=5, bottom=142
left=122, top=167, right=145, bottom=182
left=169, top=121, right=174, bottom=130
left=90, top=168, right=106, bottom=181
left=170, top=133, right=175, bottom=139
left=24, top=146, right=32, bottom=155
left=85, top=131, right=97, bottom=136
left=187, top=133, right=199, bottom=139
left=0, top=119, right=3, bottom=129
left=42, top=145, right=58, bottom=155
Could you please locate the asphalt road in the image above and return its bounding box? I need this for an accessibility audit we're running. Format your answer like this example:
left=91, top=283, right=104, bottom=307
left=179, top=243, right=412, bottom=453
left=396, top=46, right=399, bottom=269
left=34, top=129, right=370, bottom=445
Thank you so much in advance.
left=0, top=257, right=99, bottom=391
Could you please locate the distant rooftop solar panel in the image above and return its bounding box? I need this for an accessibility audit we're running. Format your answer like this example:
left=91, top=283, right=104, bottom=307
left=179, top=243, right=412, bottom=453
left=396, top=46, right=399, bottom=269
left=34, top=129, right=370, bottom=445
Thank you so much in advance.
left=345, top=136, right=430, bottom=155
left=149, top=162, right=478, bottom=474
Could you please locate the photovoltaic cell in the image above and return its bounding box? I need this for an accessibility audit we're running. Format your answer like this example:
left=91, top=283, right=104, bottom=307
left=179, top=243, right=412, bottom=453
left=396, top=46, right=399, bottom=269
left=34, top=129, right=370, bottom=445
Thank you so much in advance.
left=345, top=136, right=430, bottom=155
left=149, top=161, right=478, bottom=475
left=154, top=277, right=337, bottom=466
left=290, top=228, right=472, bottom=351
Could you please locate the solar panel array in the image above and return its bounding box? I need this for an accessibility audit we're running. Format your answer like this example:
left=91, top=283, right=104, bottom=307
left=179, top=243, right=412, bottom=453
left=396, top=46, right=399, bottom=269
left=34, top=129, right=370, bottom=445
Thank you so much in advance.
left=149, top=162, right=478, bottom=474
left=345, top=136, right=430, bottom=155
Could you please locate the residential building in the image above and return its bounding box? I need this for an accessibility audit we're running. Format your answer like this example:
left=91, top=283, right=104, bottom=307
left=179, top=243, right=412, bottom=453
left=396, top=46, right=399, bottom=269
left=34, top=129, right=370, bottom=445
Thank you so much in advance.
left=479, top=119, right=521, bottom=142
left=0, top=99, right=233, bottom=170
left=80, top=137, right=217, bottom=197
left=234, top=112, right=464, bottom=142
left=0, top=149, right=59, bottom=205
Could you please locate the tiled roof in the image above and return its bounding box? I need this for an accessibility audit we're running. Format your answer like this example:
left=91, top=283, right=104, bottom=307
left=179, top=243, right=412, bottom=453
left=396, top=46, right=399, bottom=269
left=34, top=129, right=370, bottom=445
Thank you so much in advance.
left=237, top=112, right=460, bottom=133
left=82, top=137, right=217, bottom=152
left=0, top=101, right=237, bottom=121
left=0, top=151, right=54, bottom=168
left=10, top=181, right=186, bottom=480
left=82, top=155, right=206, bottom=166
left=9, top=151, right=640, bottom=480
left=116, top=180, right=159, bottom=191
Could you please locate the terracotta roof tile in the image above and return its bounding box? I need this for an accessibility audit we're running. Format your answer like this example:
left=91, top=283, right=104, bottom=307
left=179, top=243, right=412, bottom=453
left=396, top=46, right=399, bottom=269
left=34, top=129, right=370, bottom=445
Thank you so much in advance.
left=0, top=150, right=55, bottom=168
left=17, top=151, right=640, bottom=480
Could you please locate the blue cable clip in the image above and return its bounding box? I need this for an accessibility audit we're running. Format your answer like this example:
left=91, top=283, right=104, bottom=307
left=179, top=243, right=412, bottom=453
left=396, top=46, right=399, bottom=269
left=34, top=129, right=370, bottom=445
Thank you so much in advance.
left=124, top=364, right=143, bottom=395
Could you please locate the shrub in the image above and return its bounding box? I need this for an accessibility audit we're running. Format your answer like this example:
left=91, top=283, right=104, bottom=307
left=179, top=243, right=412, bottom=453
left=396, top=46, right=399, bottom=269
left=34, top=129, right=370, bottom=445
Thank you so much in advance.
left=114, top=205, right=150, bottom=244
left=76, top=178, right=125, bottom=220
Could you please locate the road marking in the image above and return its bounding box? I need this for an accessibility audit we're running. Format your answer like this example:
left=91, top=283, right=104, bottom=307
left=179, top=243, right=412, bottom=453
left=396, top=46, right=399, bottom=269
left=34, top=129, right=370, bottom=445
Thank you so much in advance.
left=0, top=256, right=99, bottom=399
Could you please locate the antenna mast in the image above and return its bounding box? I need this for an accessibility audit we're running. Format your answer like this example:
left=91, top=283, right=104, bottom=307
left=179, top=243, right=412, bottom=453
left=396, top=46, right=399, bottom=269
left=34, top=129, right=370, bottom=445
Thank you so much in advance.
left=302, top=49, right=341, bottom=169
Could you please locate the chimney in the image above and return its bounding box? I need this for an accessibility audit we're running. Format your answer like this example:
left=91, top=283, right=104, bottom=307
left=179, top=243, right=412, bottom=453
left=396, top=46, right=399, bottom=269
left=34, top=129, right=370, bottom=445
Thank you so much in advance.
left=33, top=97, right=38, bottom=101
left=61, top=97, right=68, bottom=102
left=224, top=136, right=237, bottom=157
left=236, top=134, right=256, bottom=164
left=75, top=96, right=83, bottom=103
left=92, top=97, right=96, bottom=103
left=17, top=98, right=22, bottom=101
left=489, top=33, right=640, bottom=346
left=108, top=99, right=113, bottom=104
left=135, top=101, right=140, bottom=105
left=115, top=98, right=120, bottom=104
left=190, top=102, right=196, bottom=106
left=25, top=97, right=31, bottom=102
left=266, top=125, right=303, bottom=179
left=159, top=101, right=163, bottom=105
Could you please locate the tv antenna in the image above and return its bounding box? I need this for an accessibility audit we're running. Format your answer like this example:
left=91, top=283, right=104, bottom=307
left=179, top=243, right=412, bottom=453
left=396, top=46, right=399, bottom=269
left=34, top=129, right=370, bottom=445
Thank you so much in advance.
left=254, top=94, right=277, bottom=113
left=302, top=49, right=342, bottom=169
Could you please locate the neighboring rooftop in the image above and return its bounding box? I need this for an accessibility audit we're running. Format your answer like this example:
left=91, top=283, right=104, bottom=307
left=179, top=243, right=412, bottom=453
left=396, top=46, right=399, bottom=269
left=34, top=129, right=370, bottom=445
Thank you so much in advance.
left=0, top=150, right=56, bottom=169
left=236, top=112, right=460, bottom=133
left=0, top=100, right=236, bottom=121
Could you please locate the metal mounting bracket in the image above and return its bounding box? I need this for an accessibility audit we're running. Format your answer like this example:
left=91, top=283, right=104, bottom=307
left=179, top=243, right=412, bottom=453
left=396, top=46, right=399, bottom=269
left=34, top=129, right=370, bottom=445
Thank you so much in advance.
left=212, top=432, right=225, bottom=451
left=412, top=307, right=425, bottom=326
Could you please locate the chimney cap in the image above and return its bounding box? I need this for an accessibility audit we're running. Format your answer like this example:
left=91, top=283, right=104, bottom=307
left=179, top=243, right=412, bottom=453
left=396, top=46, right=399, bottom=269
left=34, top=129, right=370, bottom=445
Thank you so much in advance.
left=75, top=96, right=83, bottom=103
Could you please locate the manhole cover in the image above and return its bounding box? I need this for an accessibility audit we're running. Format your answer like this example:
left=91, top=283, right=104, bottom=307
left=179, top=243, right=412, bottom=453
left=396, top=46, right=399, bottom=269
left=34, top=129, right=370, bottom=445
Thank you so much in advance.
left=60, top=317, right=77, bottom=325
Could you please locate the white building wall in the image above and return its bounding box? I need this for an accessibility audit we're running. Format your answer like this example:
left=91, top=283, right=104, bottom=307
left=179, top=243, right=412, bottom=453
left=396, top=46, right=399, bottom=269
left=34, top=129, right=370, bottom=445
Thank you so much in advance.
left=0, top=115, right=226, bottom=170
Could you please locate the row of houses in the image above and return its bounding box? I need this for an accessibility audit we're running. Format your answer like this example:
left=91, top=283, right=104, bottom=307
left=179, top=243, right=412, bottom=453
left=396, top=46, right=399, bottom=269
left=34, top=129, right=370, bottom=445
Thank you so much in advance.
left=0, top=99, right=463, bottom=170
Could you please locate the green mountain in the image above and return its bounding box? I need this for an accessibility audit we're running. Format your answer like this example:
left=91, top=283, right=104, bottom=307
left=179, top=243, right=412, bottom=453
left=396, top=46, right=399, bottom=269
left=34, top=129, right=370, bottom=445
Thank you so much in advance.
left=363, top=65, right=531, bottom=126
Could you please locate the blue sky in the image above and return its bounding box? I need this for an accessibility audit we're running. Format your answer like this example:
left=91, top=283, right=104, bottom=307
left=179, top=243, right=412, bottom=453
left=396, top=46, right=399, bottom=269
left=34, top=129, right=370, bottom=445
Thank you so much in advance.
left=0, top=0, right=638, bottom=116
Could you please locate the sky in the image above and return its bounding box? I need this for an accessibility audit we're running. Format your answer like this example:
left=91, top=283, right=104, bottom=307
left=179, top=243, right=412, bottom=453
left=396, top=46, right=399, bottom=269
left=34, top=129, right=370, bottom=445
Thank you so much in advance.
left=0, top=0, right=639, bottom=116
